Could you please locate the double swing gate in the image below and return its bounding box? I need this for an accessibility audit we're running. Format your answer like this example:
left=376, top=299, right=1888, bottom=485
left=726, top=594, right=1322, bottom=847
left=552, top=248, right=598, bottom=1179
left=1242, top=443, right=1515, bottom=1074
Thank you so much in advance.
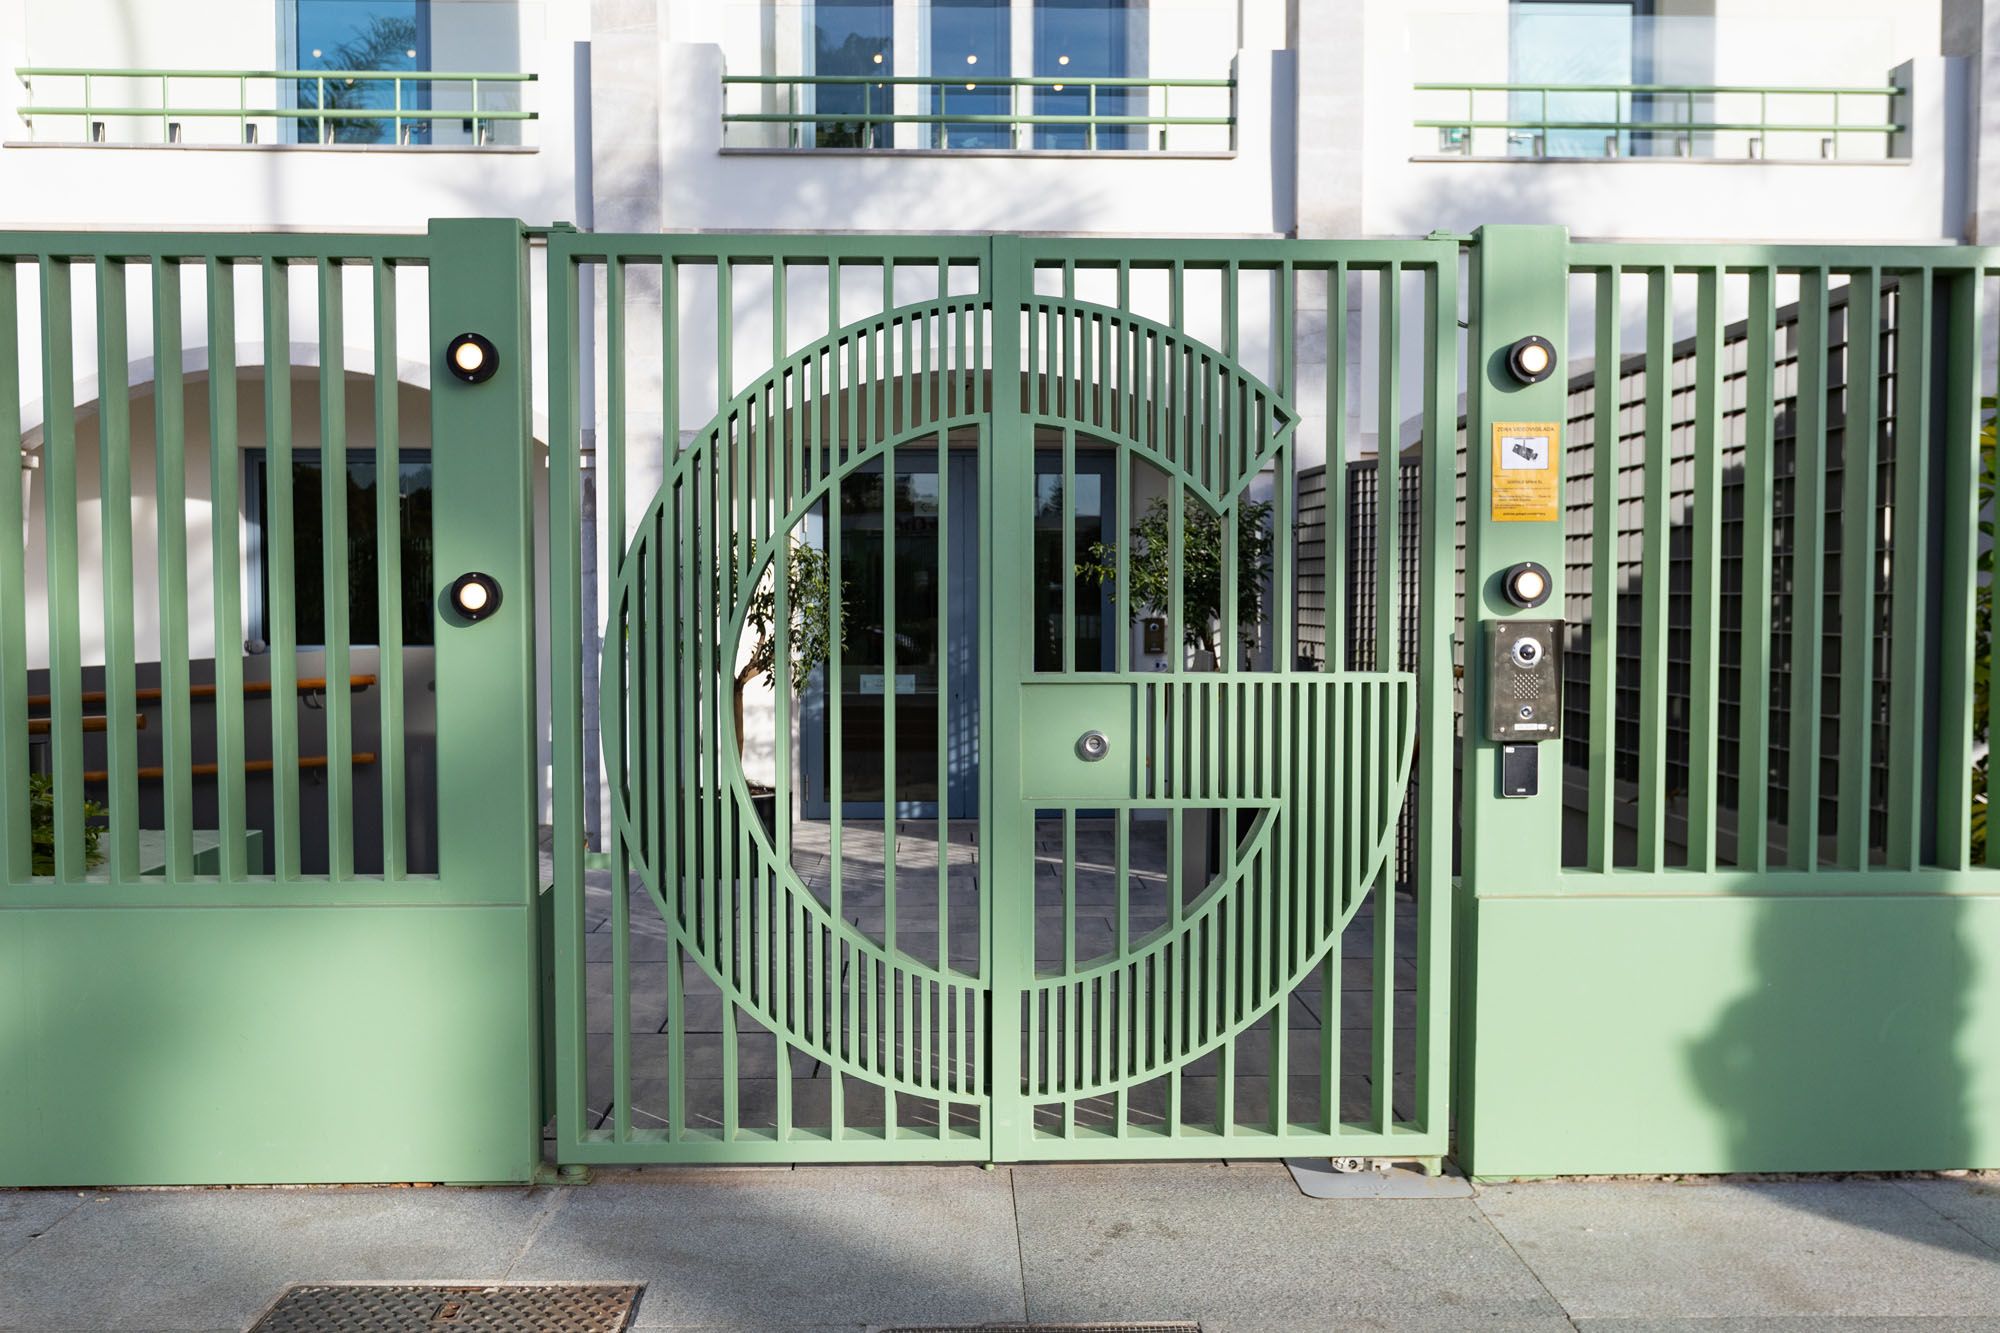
left=545, top=233, right=1458, bottom=1164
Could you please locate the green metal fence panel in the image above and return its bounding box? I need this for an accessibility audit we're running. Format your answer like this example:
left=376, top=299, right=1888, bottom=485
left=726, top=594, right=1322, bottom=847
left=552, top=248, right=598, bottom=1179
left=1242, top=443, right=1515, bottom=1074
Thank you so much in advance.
left=1, top=224, right=541, bottom=1185
left=546, top=233, right=1457, bottom=1165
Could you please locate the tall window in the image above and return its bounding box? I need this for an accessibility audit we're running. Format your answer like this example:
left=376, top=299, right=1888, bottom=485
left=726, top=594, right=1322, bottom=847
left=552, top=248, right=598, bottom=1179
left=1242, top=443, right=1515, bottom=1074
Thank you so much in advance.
left=929, top=0, right=1012, bottom=149
left=294, top=0, right=431, bottom=144
left=811, top=0, right=893, bottom=147
left=1508, top=1, right=1649, bottom=158
left=1034, top=0, right=1145, bottom=151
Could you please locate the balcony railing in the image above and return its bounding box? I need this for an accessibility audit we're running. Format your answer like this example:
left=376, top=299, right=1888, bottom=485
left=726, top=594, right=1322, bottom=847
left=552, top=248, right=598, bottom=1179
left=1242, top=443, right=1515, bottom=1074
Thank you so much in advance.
left=721, top=73, right=1235, bottom=152
left=14, top=67, right=538, bottom=146
left=1413, top=82, right=1902, bottom=160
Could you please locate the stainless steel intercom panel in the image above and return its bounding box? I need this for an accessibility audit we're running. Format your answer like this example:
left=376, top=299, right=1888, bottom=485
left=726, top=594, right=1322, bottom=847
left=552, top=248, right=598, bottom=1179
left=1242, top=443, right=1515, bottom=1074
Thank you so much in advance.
left=1488, top=620, right=1563, bottom=742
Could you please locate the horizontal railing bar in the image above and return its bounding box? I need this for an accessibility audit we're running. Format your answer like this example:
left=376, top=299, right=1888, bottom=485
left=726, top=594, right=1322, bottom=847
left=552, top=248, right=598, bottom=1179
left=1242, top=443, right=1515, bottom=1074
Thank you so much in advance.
left=1549, top=869, right=2000, bottom=896
left=19, top=67, right=536, bottom=81
left=1413, top=118, right=1897, bottom=134
left=1566, top=245, right=1993, bottom=270
left=24, top=107, right=537, bottom=122
left=1414, top=80, right=1898, bottom=96
left=724, top=112, right=1230, bottom=128
left=0, top=235, right=433, bottom=260
left=724, top=74, right=1231, bottom=89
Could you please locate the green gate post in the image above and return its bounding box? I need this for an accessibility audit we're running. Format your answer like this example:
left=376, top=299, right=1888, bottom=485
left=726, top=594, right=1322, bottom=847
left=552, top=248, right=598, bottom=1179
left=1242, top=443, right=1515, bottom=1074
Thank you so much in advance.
left=426, top=217, right=544, bottom=1180
left=984, top=234, right=1034, bottom=1162
left=1456, top=225, right=1570, bottom=1175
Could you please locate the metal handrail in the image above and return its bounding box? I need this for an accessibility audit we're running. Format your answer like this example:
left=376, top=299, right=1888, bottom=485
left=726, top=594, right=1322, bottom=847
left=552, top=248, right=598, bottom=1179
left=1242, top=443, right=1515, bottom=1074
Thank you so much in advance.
left=722, top=72, right=1235, bottom=151
left=15, top=67, right=539, bottom=146
left=1412, top=80, right=1903, bottom=159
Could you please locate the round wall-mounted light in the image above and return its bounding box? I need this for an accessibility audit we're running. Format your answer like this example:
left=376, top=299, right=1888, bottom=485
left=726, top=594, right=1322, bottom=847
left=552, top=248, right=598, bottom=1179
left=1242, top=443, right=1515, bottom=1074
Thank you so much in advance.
left=449, top=571, right=503, bottom=623
left=445, top=331, right=500, bottom=385
left=1507, top=334, right=1557, bottom=385
left=1501, top=560, right=1553, bottom=610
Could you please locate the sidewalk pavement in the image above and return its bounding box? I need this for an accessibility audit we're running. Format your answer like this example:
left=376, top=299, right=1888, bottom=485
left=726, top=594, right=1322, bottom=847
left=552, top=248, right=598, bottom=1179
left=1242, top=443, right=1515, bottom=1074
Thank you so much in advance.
left=3, top=1163, right=1999, bottom=1332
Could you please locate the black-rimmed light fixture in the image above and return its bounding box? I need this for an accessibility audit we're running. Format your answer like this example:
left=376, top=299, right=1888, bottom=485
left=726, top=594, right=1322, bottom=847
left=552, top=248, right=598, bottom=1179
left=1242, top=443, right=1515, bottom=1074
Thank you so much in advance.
left=445, top=331, right=499, bottom=384
left=449, top=571, right=503, bottom=623
left=1507, top=334, right=1557, bottom=385
left=1500, top=560, right=1553, bottom=610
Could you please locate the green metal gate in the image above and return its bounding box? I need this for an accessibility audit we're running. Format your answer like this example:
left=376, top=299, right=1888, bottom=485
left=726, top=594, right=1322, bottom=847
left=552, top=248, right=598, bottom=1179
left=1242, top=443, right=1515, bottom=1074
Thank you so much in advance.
left=544, top=234, right=1458, bottom=1164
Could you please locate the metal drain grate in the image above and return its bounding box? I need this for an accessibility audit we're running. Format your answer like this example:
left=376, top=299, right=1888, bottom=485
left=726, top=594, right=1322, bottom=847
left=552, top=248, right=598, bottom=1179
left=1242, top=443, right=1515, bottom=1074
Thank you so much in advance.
left=248, top=1282, right=642, bottom=1332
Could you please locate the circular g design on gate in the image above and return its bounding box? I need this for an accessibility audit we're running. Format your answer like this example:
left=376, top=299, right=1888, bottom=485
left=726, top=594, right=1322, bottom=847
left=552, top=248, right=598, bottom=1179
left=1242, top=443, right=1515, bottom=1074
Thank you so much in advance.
left=603, top=292, right=1416, bottom=1138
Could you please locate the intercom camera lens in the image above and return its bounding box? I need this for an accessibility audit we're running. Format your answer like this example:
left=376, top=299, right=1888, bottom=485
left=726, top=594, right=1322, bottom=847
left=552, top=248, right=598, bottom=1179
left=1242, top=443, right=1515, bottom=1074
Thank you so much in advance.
left=1511, top=639, right=1541, bottom=668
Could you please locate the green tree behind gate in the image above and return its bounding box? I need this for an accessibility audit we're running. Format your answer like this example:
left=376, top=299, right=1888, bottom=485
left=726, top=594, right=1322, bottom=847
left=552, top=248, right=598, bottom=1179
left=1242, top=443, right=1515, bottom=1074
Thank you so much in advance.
left=1077, top=493, right=1275, bottom=670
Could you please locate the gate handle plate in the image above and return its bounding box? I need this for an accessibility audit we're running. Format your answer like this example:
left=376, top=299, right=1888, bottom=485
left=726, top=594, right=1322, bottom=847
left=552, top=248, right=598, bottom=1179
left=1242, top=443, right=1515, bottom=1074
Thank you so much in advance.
left=1076, top=730, right=1111, bottom=762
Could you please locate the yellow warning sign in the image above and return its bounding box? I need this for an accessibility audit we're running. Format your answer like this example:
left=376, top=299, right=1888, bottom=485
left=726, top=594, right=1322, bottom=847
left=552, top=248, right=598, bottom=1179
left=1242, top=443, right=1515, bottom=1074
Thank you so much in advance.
left=1490, top=422, right=1560, bottom=523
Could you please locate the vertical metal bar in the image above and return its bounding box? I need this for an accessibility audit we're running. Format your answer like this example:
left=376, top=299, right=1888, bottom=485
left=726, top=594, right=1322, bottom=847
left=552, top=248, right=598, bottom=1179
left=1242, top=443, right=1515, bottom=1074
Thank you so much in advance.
left=606, top=256, right=633, bottom=1143
left=1936, top=268, right=1984, bottom=868
left=1788, top=268, right=1829, bottom=871
left=316, top=257, right=353, bottom=879
left=0, top=261, right=26, bottom=881
left=1635, top=265, right=1672, bottom=871
left=1329, top=262, right=1348, bottom=669
left=1738, top=268, right=1777, bottom=872
left=206, top=260, right=249, bottom=877
left=153, top=258, right=195, bottom=881
left=1686, top=266, right=1724, bottom=872
left=262, top=257, right=303, bottom=877
left=1586, top=266, right=1619, bottom=870
left=1376, top=262, right=1401, bottom=673
left=772, top=261, right=792, bottom=874
left=1885, top=270, right=1932, bottom=870
left=371, top=260, right=407, bottom=878
left=1838, top=268, right=1881, bottom=870
left=1414, top=252, right=1458, bottom=1139
left=547, top=242, right=589, bottom=1149
left=1061, top=426, right=1075, bottom=671
left=40, top=259, right=85, bottom=882
left=95, top=257, right=140, bottom=882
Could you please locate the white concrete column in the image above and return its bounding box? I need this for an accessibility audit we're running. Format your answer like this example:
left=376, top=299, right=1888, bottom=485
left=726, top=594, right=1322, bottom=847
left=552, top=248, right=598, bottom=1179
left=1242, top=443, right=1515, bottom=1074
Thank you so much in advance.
left=1294, top=0, right=1364, bottom=237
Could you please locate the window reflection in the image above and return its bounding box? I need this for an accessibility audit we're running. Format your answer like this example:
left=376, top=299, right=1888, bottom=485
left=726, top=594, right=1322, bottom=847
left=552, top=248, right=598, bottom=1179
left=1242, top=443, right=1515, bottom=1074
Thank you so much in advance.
left=930, top=0, right=1012, bottom=149
left=812, top=0, right=893, bottom=146
left=1034, top=0, right=1146, bottom=151
left=295, top=0, right=430, bottom=145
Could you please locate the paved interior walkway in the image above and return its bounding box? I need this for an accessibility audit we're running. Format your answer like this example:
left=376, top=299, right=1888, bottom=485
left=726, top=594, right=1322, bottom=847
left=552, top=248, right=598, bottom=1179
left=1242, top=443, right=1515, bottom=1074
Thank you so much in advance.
left=4, top=1166, right=1999, bottom=1332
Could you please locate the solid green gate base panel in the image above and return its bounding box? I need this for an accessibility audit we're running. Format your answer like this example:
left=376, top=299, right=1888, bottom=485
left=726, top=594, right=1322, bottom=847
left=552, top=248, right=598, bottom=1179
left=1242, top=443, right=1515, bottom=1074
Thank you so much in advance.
left=1457, top=892, right=2000, bottom=1178
left=0, top=904, right=539, bottom=1186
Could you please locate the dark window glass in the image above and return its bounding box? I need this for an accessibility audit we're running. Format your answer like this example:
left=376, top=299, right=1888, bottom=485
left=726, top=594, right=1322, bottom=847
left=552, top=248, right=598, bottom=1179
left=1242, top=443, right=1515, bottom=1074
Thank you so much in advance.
left=813, top=0, right=893, bottom=147
left=1034, top=0, right=1146, bottom=151
left=295, top=0, right=430, bottom=145
left=254, top=452, right=435, bottom=648
left=832, top=459, right=943, bottom=803
left=1033, top=452, right=1112, bottom=673
left=930, top=0, right=1012, bottom=150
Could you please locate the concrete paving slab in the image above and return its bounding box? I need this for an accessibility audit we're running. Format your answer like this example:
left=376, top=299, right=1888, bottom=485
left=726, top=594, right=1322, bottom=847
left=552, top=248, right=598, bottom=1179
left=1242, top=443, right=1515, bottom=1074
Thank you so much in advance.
left=1010, top=1161, right=1566, bottom=1332
left=0, top=1190, right=86, bottom=1265
left=508, top=1167, right=1024, bottom=1330
left=1894, top=1177, right=2000, bottom=1253
left=0, top=1186, right=556, bottom=1333
left=1477, top=1180, right=2000, bottom=1321
left=1568, top=1312, right=2000, bottom=1320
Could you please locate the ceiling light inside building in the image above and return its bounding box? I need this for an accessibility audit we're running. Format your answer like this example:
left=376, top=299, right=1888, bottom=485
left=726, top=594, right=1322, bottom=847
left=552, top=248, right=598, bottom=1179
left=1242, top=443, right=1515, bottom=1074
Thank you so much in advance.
left=1058, top=54, right=1070, bottom=65
left=966, top=54, right=977, bottom=64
